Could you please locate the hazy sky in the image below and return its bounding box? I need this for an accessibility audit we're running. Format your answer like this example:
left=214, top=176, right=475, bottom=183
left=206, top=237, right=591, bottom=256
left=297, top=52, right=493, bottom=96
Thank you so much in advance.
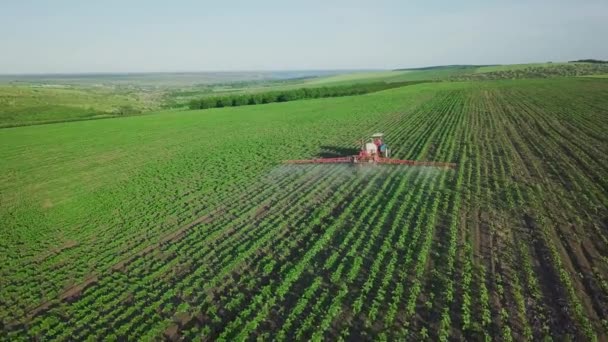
left=1, top=0, right=607, bottom=73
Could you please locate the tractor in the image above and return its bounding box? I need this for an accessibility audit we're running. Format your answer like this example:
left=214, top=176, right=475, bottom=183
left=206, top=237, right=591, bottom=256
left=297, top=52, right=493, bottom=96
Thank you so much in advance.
left=285, top=133, right=457, bottom=168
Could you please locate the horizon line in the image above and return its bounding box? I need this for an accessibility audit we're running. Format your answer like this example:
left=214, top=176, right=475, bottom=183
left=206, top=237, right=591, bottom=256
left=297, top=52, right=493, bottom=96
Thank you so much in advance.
left=0, top=58, right=600, bottom=77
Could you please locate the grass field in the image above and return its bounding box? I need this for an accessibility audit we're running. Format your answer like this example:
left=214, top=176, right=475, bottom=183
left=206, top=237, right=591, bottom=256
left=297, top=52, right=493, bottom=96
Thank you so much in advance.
left=1, top=77, right=607, bottom=340
left=0, top=85, right=159, bottom=128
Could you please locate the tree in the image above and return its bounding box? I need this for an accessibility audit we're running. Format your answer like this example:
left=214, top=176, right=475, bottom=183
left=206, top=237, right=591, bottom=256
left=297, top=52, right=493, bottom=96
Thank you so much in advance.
left=232, top=95, right=248, bottom=106
left=247, top=95, right=261, bottom=105
left=188, top=99, right=201, bottom=110
left=199, top=98, right=213, bottom=109
left=215, top=97, right=232, bottom=108
left=261, top=93, right=277, bottom=104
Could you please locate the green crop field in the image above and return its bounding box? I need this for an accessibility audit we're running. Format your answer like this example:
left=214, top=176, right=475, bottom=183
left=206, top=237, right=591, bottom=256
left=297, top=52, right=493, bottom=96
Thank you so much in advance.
left=1, top=77, right=608, bottom=340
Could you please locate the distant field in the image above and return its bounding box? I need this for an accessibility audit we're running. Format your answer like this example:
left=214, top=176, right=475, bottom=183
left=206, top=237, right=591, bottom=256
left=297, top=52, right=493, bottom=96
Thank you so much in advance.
left=453, top=62, right=608, bottom=80
left=2, top=62, right=608, bottom=127
left=168, top=66, right=484, bottom=106
left=582, top=74, right=608, bottom=78
left=0, top=71, right=364, bottom=127
left=300, top=66, right=478, bottom=86
left=0, top=70, right=350, bottom=87
left=0, top=70, right=442, bottom=127
left=2, top=78, right=607, bottom=340
left=300, top=71, right=410, bottom=85
left=474, top=63, right=563, bottom=73
left=0, top=86, right=158, bottom=127
left=255, top=62, right=608, bottom=88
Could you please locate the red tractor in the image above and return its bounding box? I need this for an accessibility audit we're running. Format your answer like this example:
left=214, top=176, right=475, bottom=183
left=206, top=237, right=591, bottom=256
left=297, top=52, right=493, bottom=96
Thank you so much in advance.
left=285, top=133, right=457, bottom=168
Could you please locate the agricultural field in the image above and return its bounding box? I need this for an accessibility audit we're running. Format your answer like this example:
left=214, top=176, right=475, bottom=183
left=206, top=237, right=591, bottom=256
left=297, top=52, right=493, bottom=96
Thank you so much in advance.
left=1, top=77, right=608, bottom=340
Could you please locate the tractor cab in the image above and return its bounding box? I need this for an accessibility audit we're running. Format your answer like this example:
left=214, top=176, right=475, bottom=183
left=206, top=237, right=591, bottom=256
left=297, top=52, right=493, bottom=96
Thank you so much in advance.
left=360, top=133, right=390, bottom=159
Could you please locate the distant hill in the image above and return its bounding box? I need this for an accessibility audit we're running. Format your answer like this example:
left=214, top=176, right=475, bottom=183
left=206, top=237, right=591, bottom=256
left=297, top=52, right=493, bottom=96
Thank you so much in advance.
left=393, top=64, right=495, bottom=71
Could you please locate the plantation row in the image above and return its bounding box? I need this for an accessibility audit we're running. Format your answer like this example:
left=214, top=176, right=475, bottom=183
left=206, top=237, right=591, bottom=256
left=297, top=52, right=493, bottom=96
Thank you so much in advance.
left=1, top=78, right=607, bottom=340
left=187, top=81, right=427, bottom=110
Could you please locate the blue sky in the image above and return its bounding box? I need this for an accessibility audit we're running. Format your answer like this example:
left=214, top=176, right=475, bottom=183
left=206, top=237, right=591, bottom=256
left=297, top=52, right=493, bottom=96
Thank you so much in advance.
left=1, top=0, right=607, bottom=73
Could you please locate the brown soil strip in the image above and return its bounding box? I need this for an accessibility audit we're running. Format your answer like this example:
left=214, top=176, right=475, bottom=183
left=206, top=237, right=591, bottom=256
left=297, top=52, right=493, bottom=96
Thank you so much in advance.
left=34, top=240, right=79, bottom=264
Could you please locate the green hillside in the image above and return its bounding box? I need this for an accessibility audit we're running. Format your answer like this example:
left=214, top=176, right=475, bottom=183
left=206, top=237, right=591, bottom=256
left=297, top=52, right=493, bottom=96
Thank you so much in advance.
left=0, top=86, right=156, bottom=128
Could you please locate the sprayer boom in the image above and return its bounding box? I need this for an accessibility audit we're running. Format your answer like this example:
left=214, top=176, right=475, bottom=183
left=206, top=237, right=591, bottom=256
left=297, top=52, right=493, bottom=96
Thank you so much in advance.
left=284, top=155, right=456, bottom=169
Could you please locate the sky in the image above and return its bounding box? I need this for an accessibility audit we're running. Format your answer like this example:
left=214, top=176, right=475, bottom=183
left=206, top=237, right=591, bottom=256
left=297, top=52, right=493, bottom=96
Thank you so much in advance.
left=1, top=0, right=607, bottom=73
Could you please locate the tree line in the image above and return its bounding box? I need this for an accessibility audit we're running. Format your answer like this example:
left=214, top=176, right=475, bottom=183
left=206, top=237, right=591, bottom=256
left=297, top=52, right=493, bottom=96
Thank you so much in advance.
left=188, top=81, right=427, bottom=110
left=568, top=59, right=608, bottom=64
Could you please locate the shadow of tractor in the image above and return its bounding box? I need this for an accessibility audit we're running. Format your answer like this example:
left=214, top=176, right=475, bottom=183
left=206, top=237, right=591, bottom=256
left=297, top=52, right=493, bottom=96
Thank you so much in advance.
left=317, top=145, right=359, bottom=158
